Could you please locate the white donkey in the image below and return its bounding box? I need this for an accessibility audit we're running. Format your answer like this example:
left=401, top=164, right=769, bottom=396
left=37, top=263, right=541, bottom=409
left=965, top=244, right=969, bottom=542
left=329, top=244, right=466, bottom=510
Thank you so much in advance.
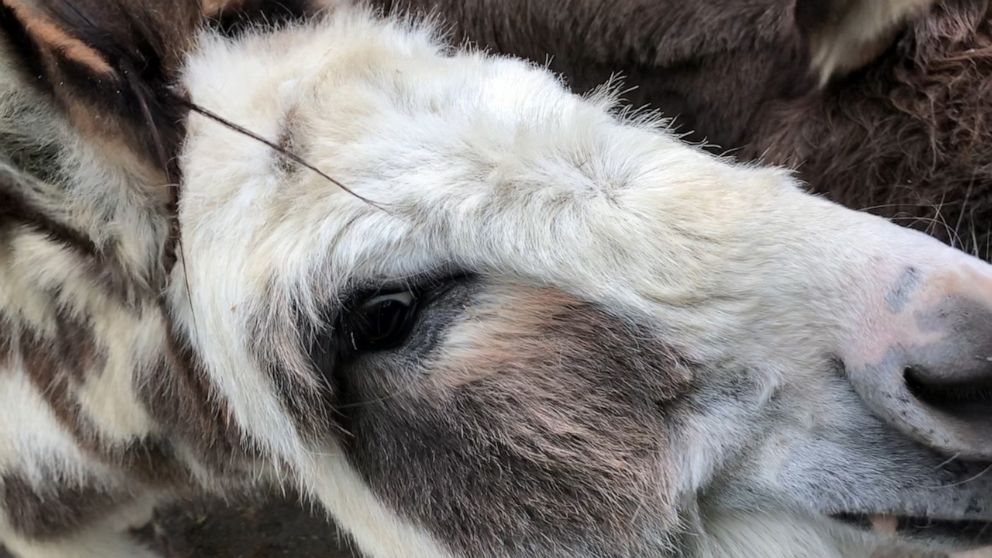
left=0, top=1, right=990, bottom=557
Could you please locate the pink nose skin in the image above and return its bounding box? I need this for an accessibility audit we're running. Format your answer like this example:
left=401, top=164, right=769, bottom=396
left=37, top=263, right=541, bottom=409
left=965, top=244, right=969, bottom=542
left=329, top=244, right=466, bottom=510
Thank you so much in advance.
left=845, top=262, right=992, bottom=460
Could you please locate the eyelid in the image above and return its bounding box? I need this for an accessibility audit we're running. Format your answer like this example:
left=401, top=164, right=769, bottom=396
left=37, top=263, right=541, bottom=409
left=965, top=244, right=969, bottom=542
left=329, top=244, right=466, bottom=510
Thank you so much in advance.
left=362, top=291, right=416, bottom=308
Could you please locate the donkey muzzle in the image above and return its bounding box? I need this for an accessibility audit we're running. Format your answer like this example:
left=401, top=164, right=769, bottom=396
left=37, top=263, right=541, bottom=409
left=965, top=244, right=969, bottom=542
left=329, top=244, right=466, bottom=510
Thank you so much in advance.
left=844, top=259, right=992, bottom=460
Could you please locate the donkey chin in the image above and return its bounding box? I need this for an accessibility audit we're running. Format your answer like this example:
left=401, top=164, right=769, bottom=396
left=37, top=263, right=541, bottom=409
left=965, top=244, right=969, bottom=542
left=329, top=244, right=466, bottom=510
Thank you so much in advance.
left=0, top=2, right=991, bottom=558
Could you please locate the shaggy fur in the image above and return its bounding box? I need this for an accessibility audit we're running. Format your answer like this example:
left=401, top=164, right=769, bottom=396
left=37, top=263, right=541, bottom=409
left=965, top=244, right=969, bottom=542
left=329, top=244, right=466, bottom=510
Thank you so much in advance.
left=368, top=0, right=991, bottom=260
left=753, top=0, right=992, bottom=260
left=1, top=2, right=992, bottom=558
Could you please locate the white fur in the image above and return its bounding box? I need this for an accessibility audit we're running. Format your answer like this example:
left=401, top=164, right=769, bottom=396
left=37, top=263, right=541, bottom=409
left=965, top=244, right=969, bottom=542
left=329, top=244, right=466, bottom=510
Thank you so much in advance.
left=173, top=7, right=992, bottom=558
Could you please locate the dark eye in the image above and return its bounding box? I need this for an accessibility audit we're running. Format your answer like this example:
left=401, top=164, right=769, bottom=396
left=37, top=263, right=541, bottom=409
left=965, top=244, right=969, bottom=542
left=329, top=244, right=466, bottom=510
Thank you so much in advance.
left=344, top=290, right=419, bottom=354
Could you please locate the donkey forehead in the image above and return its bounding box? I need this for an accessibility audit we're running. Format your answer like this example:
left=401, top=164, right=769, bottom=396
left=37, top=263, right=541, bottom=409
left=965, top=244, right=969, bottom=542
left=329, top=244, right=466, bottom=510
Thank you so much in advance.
left=180, top=17, right=599, bottom=188
left=175, top=12, right=812, bottom=344
left=178, top=19, right=684, bottom=282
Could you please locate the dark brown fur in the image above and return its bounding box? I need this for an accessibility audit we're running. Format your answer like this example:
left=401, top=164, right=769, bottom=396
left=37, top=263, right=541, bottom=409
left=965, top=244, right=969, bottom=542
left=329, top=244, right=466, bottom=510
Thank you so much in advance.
left=0, top=0, right=198, bottom=177
left=752, top=0, right=992, bottom=259
left=0, top=0, right=202, bottom=279
left=0, top=475, right=126, bottom=540
left=203, top=0, right=813, bottom=146
left=206, top=0, right=315, bottom=36
left=19, top=309, right=105, bottom=441
left=0, top=171, right=99, bottom=261
left=0, top=189, right=150, bottom=307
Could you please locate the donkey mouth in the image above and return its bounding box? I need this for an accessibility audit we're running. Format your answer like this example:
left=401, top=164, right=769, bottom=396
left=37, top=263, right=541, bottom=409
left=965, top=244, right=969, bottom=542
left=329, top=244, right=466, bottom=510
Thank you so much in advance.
left=831, top=512, right=992, bottom=546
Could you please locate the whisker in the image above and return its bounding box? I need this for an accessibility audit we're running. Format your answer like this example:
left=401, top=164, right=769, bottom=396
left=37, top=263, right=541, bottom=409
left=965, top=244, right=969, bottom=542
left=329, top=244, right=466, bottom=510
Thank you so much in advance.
left=954, top=177, right=975, bottom=243
left=334, top=376, right=421, bottom=410
left=934, top=453, right=962, bottom=470
left=178, top=99, right=390, bottom=213
left=930, top=463, right=992, bottom=489
left=859, top=202, right=969, bottom=212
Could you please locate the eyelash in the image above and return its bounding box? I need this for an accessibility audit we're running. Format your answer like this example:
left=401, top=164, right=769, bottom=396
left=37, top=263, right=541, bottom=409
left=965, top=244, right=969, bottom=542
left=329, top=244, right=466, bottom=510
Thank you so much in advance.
left=334, top=272, right=470, bottom=358
left=342, top=288, right=421, bottom=355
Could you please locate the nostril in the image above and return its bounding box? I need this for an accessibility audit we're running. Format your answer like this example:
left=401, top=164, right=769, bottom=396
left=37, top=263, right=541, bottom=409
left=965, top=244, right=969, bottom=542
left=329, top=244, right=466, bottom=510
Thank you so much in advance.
left=845, top=294, right=992, bottom=458
left=904, top=366, right=992, bottom=425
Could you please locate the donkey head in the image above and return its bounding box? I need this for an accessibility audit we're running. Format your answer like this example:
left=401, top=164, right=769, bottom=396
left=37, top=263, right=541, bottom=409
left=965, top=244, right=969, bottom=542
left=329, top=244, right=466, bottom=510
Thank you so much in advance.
left=2, top=1, right=991, bottom=557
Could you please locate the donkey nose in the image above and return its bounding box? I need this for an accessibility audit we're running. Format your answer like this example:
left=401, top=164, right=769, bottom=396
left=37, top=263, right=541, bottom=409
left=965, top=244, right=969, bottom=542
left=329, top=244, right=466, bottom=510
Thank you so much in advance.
left=844, top=263, right=992, bottom=460
left=901, top=297, right=992, bottom=447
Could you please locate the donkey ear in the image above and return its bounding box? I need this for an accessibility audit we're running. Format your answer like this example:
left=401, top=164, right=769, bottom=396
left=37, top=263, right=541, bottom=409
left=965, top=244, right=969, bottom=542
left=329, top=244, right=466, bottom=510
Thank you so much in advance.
left=0, top=0, right=202, bottom=175
left=798, top=0, right=936, bottom=85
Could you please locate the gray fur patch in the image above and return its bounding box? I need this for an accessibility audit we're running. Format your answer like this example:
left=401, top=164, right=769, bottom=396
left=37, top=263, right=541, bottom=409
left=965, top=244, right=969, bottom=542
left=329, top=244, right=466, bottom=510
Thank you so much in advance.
left=335, top=281, right=693, bottom=557
left=886, top=266, right=922, bottom=312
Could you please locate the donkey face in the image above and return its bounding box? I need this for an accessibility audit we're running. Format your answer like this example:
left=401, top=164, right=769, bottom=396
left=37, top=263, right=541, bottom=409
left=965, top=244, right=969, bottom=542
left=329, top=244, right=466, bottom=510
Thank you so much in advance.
left=2, top=2, right=991, bottom=558
left=170, top=10, right=992, bottom=557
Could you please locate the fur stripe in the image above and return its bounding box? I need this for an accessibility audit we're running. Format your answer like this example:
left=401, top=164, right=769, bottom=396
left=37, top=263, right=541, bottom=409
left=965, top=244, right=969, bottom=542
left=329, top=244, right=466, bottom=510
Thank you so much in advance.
left=15, top=311, right=182, bottom=483
left=139, top=317, right=258, bottom=476
left=0, top=169, right=99, bottom=261
left=0, top=475, right=124, bottom=540
left=0, top=163, right=161, bottom=306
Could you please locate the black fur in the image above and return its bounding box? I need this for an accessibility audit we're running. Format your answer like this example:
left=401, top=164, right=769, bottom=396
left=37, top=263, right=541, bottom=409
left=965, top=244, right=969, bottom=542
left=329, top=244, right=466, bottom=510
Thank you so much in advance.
left=206, top=0, right=319, bottom=36
left=0, top=0, right=199, bottom=178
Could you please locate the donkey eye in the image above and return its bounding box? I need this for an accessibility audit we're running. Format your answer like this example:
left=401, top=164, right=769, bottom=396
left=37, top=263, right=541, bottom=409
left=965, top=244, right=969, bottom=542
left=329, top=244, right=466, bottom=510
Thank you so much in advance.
left=346, top=291, right=419, bottom=353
